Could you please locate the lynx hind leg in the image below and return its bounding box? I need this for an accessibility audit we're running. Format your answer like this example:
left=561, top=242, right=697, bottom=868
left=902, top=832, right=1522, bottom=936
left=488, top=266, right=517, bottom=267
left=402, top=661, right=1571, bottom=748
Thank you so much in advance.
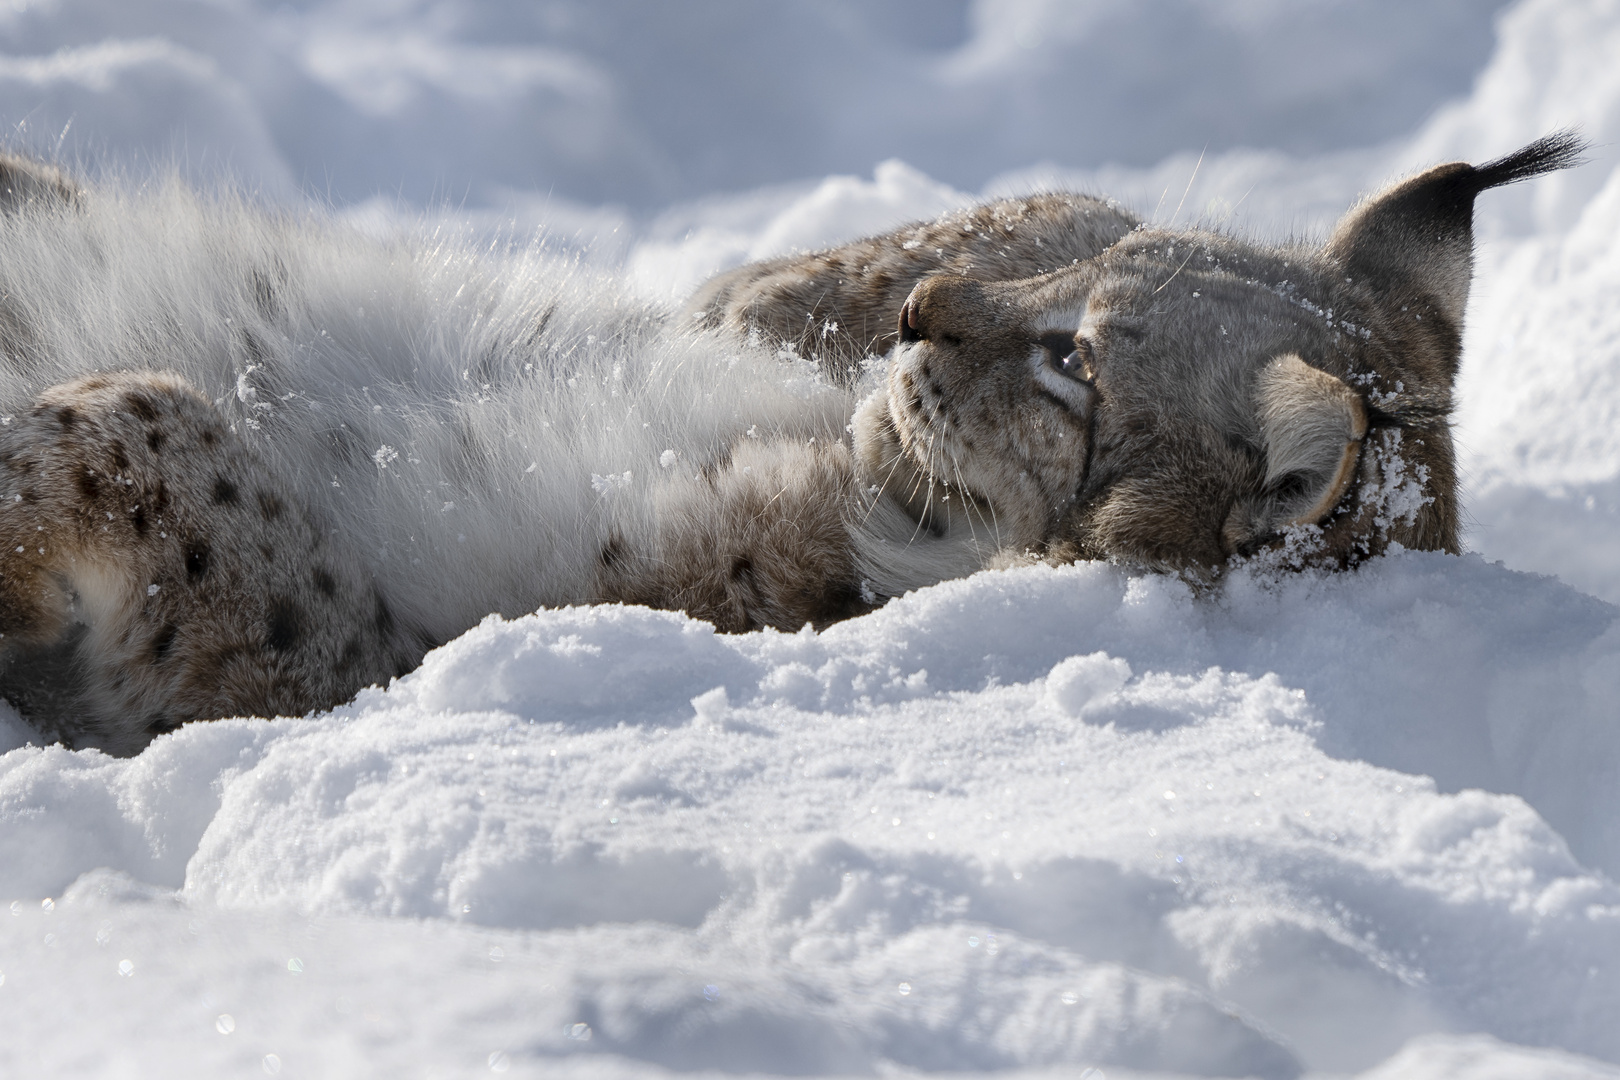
left=0, top=371, right=419, bottom=754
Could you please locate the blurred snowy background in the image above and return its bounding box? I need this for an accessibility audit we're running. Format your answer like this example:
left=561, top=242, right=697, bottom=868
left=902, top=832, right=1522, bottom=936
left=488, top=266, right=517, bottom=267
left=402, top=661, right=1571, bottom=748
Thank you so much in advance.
left=0, top=0, right=1515, bottom=210
left=4, top=2, right=1620, bottom=1078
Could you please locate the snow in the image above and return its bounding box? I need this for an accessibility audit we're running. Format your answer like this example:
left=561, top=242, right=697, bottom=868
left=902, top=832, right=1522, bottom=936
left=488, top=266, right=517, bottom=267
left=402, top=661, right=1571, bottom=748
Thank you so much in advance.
left=3, top=1, right=1620, bottom=1078
left=5, top=559, right=1620, bottom=1076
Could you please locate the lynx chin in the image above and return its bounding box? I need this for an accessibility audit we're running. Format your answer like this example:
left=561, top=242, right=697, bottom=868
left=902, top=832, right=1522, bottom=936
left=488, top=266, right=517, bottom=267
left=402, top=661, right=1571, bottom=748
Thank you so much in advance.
left=0, top=135, right=1583, bottom=754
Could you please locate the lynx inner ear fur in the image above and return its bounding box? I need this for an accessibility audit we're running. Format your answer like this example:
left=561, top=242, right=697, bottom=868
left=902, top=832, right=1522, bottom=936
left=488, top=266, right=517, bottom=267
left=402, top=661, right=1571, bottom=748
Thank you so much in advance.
left=1256, top=354, right=1368, bottom=527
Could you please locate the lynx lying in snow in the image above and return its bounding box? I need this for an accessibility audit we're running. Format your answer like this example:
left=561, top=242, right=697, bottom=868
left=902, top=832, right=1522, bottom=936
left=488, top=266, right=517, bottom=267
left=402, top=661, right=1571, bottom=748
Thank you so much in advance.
left=0, top=136, right=1581, bottom=754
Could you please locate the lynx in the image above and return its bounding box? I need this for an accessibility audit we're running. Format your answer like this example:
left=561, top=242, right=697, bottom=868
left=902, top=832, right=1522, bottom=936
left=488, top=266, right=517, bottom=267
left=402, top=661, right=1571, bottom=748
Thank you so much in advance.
left=0, top=135, right=1581, bottom=754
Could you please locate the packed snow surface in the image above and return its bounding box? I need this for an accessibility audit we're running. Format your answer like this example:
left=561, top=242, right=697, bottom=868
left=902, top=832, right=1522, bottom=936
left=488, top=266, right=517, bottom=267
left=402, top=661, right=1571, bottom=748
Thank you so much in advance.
left=3, top=1, right=1620, bottom=1078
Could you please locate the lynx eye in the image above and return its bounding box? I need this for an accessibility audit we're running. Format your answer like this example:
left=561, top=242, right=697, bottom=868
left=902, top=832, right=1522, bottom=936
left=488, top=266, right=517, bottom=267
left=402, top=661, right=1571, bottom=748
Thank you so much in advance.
left=1031, top=332, right=1098, bottom=416
left=1038, top=332, right=1094, bottom=383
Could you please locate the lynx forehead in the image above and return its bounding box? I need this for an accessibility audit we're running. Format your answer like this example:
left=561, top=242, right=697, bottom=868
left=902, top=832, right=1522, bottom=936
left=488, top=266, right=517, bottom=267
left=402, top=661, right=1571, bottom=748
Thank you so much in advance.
left=0, top=135, right=1582, bottom=753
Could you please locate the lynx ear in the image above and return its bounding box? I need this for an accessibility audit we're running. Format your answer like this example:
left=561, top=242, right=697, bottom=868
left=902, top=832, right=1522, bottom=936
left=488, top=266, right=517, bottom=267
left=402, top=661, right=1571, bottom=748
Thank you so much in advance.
left=1255, top=354, right=1368, bottom=527
left=1323, top=133, right=1583, bottom=334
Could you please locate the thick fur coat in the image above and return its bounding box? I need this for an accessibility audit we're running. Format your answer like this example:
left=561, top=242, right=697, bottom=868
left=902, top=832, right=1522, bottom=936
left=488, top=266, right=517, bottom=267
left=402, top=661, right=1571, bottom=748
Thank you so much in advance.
left=0, top=135, right=1582, bottom=753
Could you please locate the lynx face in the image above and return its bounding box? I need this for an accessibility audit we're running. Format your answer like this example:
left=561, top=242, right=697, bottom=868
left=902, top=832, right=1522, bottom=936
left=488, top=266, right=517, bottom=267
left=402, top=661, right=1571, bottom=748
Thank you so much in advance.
left=874, top=233, right=1377, bottom=572
left=862, top=135, right=1585, bottom=576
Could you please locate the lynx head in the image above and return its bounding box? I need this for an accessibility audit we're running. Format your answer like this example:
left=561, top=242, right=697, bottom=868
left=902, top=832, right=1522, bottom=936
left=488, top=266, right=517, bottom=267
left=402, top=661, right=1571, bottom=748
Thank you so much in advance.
left=856, top=134, right=1583, bottom=577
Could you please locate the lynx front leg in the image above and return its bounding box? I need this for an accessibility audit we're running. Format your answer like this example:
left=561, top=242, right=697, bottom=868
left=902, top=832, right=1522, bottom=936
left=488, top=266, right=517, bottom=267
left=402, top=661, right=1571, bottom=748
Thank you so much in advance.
left=0, top=371, right=420, bottom=755
left=597, top=438, right=875, bottom=633
left=682, top=193, right=1138, bottom=381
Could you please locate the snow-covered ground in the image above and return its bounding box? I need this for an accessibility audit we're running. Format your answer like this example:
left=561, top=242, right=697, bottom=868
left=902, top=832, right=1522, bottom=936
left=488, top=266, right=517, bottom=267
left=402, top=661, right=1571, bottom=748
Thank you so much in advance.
left=3, top=1, right=1620, bottom=1077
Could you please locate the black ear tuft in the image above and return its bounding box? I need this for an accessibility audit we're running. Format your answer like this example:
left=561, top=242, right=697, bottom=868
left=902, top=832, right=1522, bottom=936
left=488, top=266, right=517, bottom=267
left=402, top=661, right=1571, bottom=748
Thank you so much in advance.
left=1469, top=130, right=1586, bottom=193
left=1324, top=131, right=1586, bottom=340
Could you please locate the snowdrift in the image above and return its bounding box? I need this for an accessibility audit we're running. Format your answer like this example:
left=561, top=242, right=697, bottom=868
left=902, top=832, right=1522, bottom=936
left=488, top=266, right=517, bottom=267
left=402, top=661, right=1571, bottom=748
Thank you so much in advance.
left=2, top=1, right=1620, bottom=1078
left=3, top=556, right=1619, bottom=1077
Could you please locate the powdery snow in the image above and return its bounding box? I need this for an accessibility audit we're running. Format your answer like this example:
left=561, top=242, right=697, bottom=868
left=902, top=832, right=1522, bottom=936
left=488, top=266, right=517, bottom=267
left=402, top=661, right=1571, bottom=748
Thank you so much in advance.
left=3, top=1, right=1620, bottom=1078
left=4, top=557, right=1619, bottom=1077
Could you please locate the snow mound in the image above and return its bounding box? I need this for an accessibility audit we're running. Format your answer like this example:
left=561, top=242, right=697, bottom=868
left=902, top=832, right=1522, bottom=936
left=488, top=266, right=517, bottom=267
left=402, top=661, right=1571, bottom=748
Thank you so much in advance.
left=3, top=555, right=1618, bottom=1076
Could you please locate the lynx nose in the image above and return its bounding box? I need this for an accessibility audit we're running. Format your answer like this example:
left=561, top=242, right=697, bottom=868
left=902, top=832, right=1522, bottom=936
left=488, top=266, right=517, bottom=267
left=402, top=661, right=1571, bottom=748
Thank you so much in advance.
left=896, top=275, right=994, bottom=351
left=898, top=296, right=922, bottom=343
left=898, top=275, right=971, bottom=345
